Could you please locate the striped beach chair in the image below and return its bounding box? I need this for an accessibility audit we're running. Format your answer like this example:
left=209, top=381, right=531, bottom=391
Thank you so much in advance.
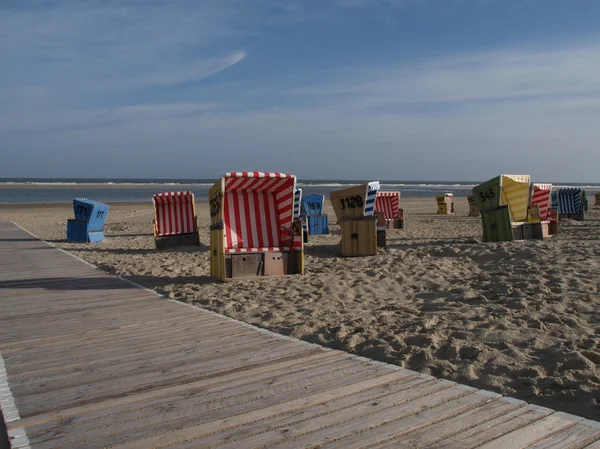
left=293, top=188, right=302, bottom=220
left=557, top=188, right=586, bottom=221
left=330, top=182, right=381, bottom=256
left=66, top=199, right=109, bottom=243
left=294, top=188, right=310, bottom=243
left=375, top=191, right=404, bottom=229
left=472, top=175, right=531, bottom=242
left=527, top=184, right=557, bottom=237
left=301, top=193, right=329, bottom=236
left=152, top=191, right=200, bottom=249
left=209, top=172, right=304, bottom=280
left=530, top=184, right=552, bottom=220
left=436, top=193, right=454, bottom=215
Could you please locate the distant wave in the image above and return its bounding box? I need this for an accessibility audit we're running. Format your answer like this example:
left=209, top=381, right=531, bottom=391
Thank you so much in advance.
left=0, top=181, right=215, bottom=187
left=553, top=184, right=600, bottom=189
left=380, top=183, right=478, bottom=189
left=2, top=180, right=599, bottom=190
left=298, top=182, right=478, bottom=189
left=298, top=183, right=346, bottom=187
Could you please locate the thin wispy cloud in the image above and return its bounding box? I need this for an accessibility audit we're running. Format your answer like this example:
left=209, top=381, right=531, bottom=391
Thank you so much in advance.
left=291, top=44, right=600, bottom=110
left=0, top=0, right=247, bottom=92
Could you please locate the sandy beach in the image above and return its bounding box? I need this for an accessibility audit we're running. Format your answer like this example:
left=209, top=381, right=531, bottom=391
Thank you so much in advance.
left=2, top=197, right=600, bottom=420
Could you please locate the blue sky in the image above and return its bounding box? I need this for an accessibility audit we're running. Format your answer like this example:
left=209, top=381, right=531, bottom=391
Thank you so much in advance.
left=1, top=0, right=600, bottom=181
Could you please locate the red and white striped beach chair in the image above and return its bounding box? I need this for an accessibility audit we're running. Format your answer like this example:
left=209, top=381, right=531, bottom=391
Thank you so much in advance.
left=528, top=184, right=557, bottom=237
left=375, top=191, right=404, bottom=229
left=209, top=172, right=304, bottom=280
left=152, top=191, right=200, bottom=249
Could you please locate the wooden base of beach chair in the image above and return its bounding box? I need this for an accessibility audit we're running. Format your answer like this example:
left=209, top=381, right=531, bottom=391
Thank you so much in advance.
left=340, top=217, right=378, bottom=257
left=481, top=206, right=514, bottom=242
left=437, top=203, right=454, bottom=215
left=541, top=222, right=552, bottom=238
left=154, top=232, right=200, bottom=249
left=560, top=213, right=585, bottom=221
left=549, top=221, right=558, bottom=236
left=521, top=223, right=544, bottom=240
left=375, top=213, right=387, bottom=248
left=468, top=205, right=480, bottom=217
left=512, top=224, right=523, bottom=241
left=307, top=215, right=329, bottom=235
left=224, top=251, right=303, bottom=279
left=377, top=230, right=386, bottom=248
left=385, top=219, right=404, bottom=229
left=67, top=219, right=106, bottom=243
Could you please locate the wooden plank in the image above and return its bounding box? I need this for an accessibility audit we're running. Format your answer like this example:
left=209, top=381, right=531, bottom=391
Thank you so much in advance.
left=7, top=328, right=265, bottom=386
left=2, top=317, right=225, bottom=361
left=1, top=317, right=220, bottom=361
left=526, top=420, right=600, bottom=448
left=8, top=348, right=333, bottom=431
left=186, top=374, right=429, bottom=448
left=416, top=403, right=554, bottom=448
left=31, top=365, right=395, bottom=449
left=14, top=340, right=307, bottom=414
left=0, top=312, right=212, bottom=351
left=187, top=377, right=450, bottom=449
left=229, top=385, right=482, bottom=449
left=6, top=323, right=259, bottom=365
left=20, top=351, right=344, bottom=438
left=25, top=360, right=386, bottom=448
left=475, top=411, right=581, bottom=449
left=337, top=394, right=519, bottom=449
left=104, top=371, right=408, bottom=449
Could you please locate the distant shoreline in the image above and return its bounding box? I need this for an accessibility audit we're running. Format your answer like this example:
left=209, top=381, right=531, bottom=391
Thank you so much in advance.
left=0, top=196, right=453, bottom=209
left=0, top=183, right=207, bottom=190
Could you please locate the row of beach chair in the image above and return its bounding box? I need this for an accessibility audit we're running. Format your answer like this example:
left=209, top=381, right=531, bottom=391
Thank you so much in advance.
left=64, top=172, right=597, bottom=279
left=471, top=175, right=591, bottom=242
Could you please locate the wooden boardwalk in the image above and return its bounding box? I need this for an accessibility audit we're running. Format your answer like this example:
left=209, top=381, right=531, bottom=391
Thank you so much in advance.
left=1, top=220, right=600, bottom=449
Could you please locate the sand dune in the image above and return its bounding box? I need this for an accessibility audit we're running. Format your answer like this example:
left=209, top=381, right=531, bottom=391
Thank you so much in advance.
left=2, top=197, right=600, bottom=420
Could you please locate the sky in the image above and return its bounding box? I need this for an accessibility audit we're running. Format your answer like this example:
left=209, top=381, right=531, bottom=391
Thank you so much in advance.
left=1, top=0, right=600, bottom=182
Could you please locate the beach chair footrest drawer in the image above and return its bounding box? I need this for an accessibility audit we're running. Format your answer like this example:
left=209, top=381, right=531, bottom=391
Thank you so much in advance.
left=521, top=223, right=543, bottom=240
left=385, top=219, right=404, bottom=229
left=155, top=232, right=200, bottom=249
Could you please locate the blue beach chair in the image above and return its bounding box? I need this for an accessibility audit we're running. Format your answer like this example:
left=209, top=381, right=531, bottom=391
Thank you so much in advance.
left=301, top=193, right=329, bottom=236
left=66, top=199, right=109, bottom=243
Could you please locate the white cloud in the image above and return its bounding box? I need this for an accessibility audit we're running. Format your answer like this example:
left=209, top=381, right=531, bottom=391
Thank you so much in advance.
left=291, top=44, right=600, bottom=110
left=0, top=1, right=247, bottom=92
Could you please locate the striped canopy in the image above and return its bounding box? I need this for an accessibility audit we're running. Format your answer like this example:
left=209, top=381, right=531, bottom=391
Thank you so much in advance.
left=152, top=191, right=197, bottom=237
left=558, top=188, right=585, bottom=214
left=220, top=172, right=297, bottom=253
left=501, top=175, right=530, bottom=222
left=294, top=188, right=302, bottom=220
left=301, top=193, right=325, bottom=216
left=375, top=191, right=400, bottom=221
left=531, top=184, right=552, bottom=219
left=364, top=182, right=380, bottom=217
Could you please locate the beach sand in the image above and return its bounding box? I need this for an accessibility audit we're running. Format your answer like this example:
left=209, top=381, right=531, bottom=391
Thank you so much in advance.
left=2, top=197, right=600, bottom=419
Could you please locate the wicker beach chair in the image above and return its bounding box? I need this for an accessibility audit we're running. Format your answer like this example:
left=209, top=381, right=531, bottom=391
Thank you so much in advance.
left=209, top=172, right=304, bottom=280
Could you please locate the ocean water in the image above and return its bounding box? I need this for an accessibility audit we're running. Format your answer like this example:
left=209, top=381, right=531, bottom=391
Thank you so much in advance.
left=0, top=178, right=599, bottom=205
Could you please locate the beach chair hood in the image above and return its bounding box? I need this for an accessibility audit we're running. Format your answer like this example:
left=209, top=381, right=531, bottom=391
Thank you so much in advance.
left=152, top=191, right=198, bottom=236
left=375, top=191, right=401, bottom=221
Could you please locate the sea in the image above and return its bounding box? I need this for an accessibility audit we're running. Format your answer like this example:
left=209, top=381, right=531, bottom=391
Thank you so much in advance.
left=1, top=178, right=599, bottom=205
